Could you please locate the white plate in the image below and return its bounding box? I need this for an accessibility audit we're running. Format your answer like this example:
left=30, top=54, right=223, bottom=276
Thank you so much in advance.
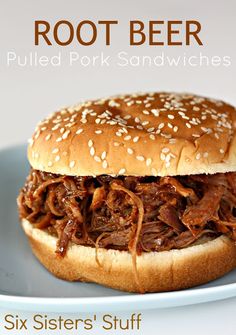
left=0, top=145, right=236, bottom=312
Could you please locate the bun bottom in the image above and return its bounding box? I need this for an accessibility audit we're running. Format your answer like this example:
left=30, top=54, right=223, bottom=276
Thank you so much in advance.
left=22, top=219, right=236, bottom=293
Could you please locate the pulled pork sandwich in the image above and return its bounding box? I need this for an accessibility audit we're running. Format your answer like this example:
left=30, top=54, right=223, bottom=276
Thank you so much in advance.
left=17, top=92, right=236, bottom=293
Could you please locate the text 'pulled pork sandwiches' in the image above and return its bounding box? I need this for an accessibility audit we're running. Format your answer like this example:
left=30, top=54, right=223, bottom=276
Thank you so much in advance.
left=18, top=92, right=236, bottom=293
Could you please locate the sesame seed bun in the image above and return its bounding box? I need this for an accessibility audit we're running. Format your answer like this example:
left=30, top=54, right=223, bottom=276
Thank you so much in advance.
left=22, top=219, right=236, bottom=293
left=28, top=92, right=236, bottom=177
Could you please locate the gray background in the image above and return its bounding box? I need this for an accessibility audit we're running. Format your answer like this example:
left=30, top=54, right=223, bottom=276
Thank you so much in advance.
left=0, top=0, right=236, bottom=334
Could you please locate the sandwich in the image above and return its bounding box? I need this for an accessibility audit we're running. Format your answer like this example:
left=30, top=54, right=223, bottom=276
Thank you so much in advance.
left=17, top=92, right=236, bottom=293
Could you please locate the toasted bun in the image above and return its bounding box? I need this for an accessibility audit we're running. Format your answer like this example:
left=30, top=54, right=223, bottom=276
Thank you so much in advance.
left=22, top=219, right=236, bottom=293
left=28, top=92, right=236, bottom=177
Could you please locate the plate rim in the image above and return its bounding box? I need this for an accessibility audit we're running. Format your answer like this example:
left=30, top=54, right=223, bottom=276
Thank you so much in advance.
left=1, top=280, right=236, bottom=312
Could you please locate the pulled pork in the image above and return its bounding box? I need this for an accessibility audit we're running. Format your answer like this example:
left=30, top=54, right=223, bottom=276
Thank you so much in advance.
left=18, top=170, right=236, bottom=257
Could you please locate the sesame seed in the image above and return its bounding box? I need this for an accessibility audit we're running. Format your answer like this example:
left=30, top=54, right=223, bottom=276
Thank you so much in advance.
left=203, top=152, right=209, bottom=158
left=215, top=133, right=220, bottom=139
left=95, top=130, right=103, bottom=134
left=118, top=168, right=126, bottom=174
left=136, top=155, right=145, bottom=161
left=102, top=160, right=108, bottom=169
left=108, top=100, right=120, bottom=107
left=124, top=135, right=131, bottom=141
left=143, top=110, right=150, bottom=115
left=60, top=128, right=65, bottom=134
left=168, top=123, right=173, bottom=129
left=52, top=124, right=60, bottom=131
left=158, top=123, right=164, bottom=129
left=142, top=121, right=149, bottom=126
left=220, top=148, right=224, bottom=154
left=186, top=123, right=191, bottom=129
left=55, top=155, right=60, bottom=162
left=81, top=119, right=87, bottom=124
left=95, top=119, right=101, bottom=124
left=193, top=106, right=200, bottom=111
left=65, top=122, right=75, bottom=128
left=135, top=117, right=140, bottom=123
left=133, top=136, right=139, bottom=143
left=173, top=126, right=178, bottom=132
left=113, top=142, right=120, bottom=147
left=109, top=121, right=117, bottom=125
left=90, top=147, right=95, bottom=156
left=147, top=127, right=155, bottom=132
left=45, top=134, right=51, bottom=141
left=196, top=153, right=201, bottom=160
left=28, top=138, right=34, bottom=146
left=149, top=134, right=155, bottom=140
left=192, top=134, right=200, bottom=138
left=124, top=115, right=131, bottom=120
left=168, top=114, right=174, bottom=119
left=48, top=161, right=53, bottom=167
left=121, top=127, right=128, bottom=134
left=101, top=151, right=107, bottom=160
left=88, top=140, right=93, bottom=147
left=76, top=129, right=83, bottom=135
left=151, top=109, right=159, bottom=117
left=160, top=153, right=166, bottom=161
left=127, top=101, right=134, bottom=107
left=201, top=127, right=209, bottom=133
left=69, top=161, right=75, bottom=168
left=165, top=154, right=171, bottom=163
left=162, top=147, right=170, bottom=153
left=62, top=130, right=70, bottom=139
left=146, top=158, right=152, bottom=166
left=116, top=132, right=122, bottom=137
left=127, top=148, right=134, bottom=155
left=56, top=137, right=62, bottom=142
left=190, top=120, right=198, bottom=126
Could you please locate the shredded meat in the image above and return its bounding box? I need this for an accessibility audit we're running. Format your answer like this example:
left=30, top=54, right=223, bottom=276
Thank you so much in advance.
left=182, top=186, right=224, bottom=230
left=18, top=170, right=236, bottom=258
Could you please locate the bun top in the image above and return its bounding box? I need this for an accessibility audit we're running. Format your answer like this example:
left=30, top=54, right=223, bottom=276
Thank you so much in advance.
left=28, top=92, right=236, bottom=176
